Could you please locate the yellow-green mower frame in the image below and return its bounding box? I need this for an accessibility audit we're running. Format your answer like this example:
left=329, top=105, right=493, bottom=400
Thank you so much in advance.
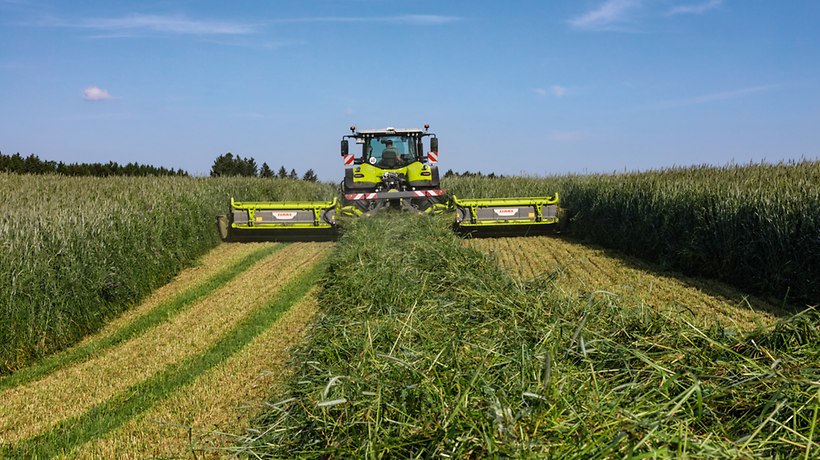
left=217, top=197, right=338, bottom=242
left=452, top=194, right=560, bottom=236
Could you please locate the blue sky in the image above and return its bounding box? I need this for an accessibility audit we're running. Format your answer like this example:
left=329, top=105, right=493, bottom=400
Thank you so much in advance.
left=1, top=0, right=818, bottom=179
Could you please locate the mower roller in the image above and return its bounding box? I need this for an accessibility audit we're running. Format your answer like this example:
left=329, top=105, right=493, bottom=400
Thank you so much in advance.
left=218, top=125, right=560, bottom=241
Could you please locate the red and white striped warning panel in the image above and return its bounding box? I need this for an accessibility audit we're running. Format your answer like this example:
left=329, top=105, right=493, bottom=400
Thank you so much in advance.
left=343, top=154, right=355, bottom=166
left=344, top=193, right=379, bottom=200
left=414, top=190, right=444, bottom=197
left=344, top=190, right=445, bottom=200
left=428, top=151, right=438, bottom=163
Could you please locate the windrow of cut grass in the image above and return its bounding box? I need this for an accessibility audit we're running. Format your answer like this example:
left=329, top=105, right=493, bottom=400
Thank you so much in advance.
left=244, top=213, right=819, bottom=458
left=0, top=173, right=336, bottom=373
left=0, top=242, right=280, bottom=391
left=466, top=236, right=789, bottom=330
left=444, top=160, right=820, bottom=306
left=1, top=242, right=332, bottom=458
left=64, top=287, right=321, bottom=459
left=0, top=243, right=325, bottom=444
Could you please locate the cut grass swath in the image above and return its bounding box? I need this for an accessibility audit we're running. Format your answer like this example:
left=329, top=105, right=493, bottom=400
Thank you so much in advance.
left=466, top=236, right=788, bottom=330
left=66, top=288, right=321, bottom=459
left=0, top=243, right=282, bottom=391
left=0, top=243, right=327, bottom=444
left=0, top=252, right=329, bottom=458
left=244, top=213, right=819, bottom=458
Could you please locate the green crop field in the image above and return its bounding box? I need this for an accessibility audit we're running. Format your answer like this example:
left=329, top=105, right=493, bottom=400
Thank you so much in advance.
left=0, top=174, right=335, bottom=373
left=445, top=160, right=820, bottom=305
left=242, top=214, right=818, bottom=458
left=1, top=163, right=817, bottom=458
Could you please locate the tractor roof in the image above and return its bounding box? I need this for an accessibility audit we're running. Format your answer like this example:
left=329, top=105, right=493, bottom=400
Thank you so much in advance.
left=356, top=127, right=425, bottom=136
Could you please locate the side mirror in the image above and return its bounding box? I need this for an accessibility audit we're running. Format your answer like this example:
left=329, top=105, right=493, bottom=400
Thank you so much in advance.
left=430, top=137, right=438, bottom=153
left=341, top=139, right=349, bottom=157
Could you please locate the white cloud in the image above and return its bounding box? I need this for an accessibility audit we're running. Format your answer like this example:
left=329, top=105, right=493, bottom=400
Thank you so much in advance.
left=196, top=37, right=304, bottom=50
left=656, top=84, right=778, bottom=108
left=44, top=13, right=457, bottom=41
left=535, top=85, right=569, bottom=97
left=270, top=15, right=461, bottom=25
left=568, top=0, right=641, bottom=30
left=82, top=86, right=114, bottom=101
left=73, top=14, right=257, bottom=36
left=667, top=0, right=723, bottom=16
left=393, top=15, right=460, bottom=25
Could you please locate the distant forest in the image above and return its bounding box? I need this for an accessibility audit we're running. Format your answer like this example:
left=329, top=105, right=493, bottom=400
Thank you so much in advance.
left=0, top=152, right=187, bottom=177
left=1, top=150, right=489, bottom=181
left=210, top=152, right=318, bottom=182
left=443, top=169, right=503, bottom=178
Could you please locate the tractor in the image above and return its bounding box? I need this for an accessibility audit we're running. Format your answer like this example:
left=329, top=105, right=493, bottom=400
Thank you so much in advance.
left=217, top=125, right=559, bottom=241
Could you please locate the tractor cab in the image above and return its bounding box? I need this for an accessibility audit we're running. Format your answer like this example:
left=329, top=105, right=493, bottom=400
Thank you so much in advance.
left=341, top=126, right=438, bottom=170
left=364, top=135, right=416, bottom=169
left=337, top=126, right=444, bottom=216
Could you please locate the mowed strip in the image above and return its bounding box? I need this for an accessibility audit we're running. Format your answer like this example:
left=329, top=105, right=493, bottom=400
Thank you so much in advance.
left=466, top=236, right=790, bottom=329
left=65, top=288, right=321, bottom=459
left=7, top=251, right=330, bottom=459
left=81, top=242, right=271, bottom=344
left=0, top=242, right=329, bottom=445
left=0, top=243, right=279, bottom=391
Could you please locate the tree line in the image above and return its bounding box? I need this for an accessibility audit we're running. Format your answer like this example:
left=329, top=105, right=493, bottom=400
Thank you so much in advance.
left=0, top=150, right=321, bottom=181
left=443, top=169, right=503, bottom=179
left=0, top=152, right=187, bottom=177
left=210, top=152, right=318, bottom=182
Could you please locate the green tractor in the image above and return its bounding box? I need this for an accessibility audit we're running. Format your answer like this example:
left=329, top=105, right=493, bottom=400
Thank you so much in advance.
left=339, top=125, right=448, bottom=217
left=218, top=125, right=559, bottom=241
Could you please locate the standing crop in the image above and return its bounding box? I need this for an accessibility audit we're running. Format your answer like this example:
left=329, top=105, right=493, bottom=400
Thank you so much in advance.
left=0, top=174, right=335, bottom=373
left=445, top=160, right=820, bottom=306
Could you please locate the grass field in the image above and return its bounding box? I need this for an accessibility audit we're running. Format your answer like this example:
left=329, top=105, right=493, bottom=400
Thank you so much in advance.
left=244, top=214, right=818, bottom=458
left=0, top=174, right=336, bottom=373
left=2, top=162, right=817, bottom=458
left=445, top=160, right=820, bottom=306
left=0, top=241, right=332, bottom=458
left=465, top=236, right=790, bottom=330
left=61, top=289, right=322, bottom=459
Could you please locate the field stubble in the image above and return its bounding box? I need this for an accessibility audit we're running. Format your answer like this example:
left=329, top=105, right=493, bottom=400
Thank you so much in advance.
left=63, top=287, right=322, bottom=459
left=466, top=236, right=790, bottom=330
left=0, top=242, right=329, bottom=444
left=80, top=242, right=264, bottom=345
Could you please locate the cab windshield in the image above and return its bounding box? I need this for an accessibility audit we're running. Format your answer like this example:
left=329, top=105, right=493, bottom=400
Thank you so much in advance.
left=365, top=136, right=417, bottom=168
